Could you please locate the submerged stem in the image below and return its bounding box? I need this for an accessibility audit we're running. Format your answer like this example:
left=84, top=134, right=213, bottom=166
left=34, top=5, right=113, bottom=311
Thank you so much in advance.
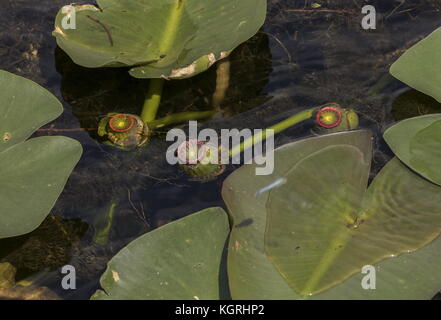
left=93, top=202, right=117, bottom=245
left=141, top=78, right=165, bottom=123
left=212, top=58, right=231, bottom=110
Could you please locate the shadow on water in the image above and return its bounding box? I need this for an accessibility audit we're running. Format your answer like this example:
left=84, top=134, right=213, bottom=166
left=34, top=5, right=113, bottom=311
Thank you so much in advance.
left=1, top=0, right=441, bottom=299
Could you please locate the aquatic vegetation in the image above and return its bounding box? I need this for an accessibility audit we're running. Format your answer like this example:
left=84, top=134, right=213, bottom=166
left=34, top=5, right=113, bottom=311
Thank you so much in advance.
left=53, top=0, right=267, bottom=147
left=1, top=216, right=88, bottom=274
left=4, top=0, right=441, bottom=303
left=390, top=89, right=441, bottom=121
left=0, top=70, right=82, bottom=239
left=83, top=18, right=441, bottom=301
left=98, top=113, right=149, bottom=148
left=390, top=26, right=441, bottom=103
left=92, top=207, right=229, bottom=300
left=92, top=202, right=117, bottom=245
left=314, top=104, right=359, bottom=133
left=177, top=139, right=226, bottom=181
left=0, top=262, right=60, bottom=300
left=226, top=131, right=441, bottom=299
left=178, top=103, right=359, bottom=180
left=92, top=130, right=441, bottom=299
left=384, top=114, right=441, bottom=187
left=386, top=25, right=441, bottom=186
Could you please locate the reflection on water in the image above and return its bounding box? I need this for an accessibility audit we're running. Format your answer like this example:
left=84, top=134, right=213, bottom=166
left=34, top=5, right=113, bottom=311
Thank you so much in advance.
left=1, top=0, right=441, bottom=299
left=255, top=177, right=287, bottom=196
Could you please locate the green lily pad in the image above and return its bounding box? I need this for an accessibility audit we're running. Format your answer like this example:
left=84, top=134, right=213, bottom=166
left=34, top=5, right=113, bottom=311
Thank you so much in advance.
left=266, top=146, right=441, bottom=296
left=223, top=131, right=372, bottom=299
left=390, top=27, right=441, bottom=102
left=53, top=0, right=267, bottom=79
left=0, top=70, right=82, bottom=239
left=223, top=130, right=441, bottom=299
left=92, top=207, right=230, bottom=300
left=384, top=114, right=441, bottom=187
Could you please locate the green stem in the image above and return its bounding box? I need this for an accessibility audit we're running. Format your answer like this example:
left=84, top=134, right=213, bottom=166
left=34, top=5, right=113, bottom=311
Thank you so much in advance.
left=140, top=2, right=186, bottom=123
left=149, top=111, right=215, bottom=130
left=141, top=78, right=165, bottom=123
left=228, top=108, right=316, bottom=158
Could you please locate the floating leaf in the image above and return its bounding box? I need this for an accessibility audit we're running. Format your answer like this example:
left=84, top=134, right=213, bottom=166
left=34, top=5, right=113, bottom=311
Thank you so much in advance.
left=266, top=148, right=441, bottom=296
left=223, top=131, right=372, bottom=299
left=223, top=130, right=441, bottom=299
left=0, top=71, right=61, bottom=153
left=384, top=114, right=441, bottom=186
left=92, top=207, right=230, bottom=300
left=53, top=0, right=267, bottom=79
left=0, top=70, right=82, bottom=239
left=390, top=27, right=441, bottom=102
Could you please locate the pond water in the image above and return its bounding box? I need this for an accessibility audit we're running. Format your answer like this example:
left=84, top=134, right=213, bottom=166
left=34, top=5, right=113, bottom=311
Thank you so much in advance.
left=1, top=0, right=441, bottom=299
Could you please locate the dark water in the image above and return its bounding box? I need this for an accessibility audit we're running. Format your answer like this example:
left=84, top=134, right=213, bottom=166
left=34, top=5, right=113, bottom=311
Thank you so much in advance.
left=1, top=0, right=441, bottom=299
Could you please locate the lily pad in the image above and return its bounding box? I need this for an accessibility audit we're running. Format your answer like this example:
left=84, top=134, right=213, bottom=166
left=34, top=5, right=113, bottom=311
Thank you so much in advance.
left=92, top=207, right=230, bottom=300
left=384, top=114, right=441, bottom=187
left=223, top=131, right=372, bottom=299
left=390, top=26, right=441, bottom=102
left=53, top=0, right=267, bottom=79
left=0, top=70, right=82, bottom=239
left=223, top=130, right=441, bottom=299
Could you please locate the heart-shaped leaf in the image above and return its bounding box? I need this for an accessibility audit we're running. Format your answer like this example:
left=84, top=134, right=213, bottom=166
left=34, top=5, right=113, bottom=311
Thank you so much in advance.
left=266, top=147, right=441, bottom=296
left=53, top=0, right=267, bottom=79
left=384, top=114, right=441, bottom=187
left=223, top=130, right=372, bottom=299
left=0, top=71, right=61, bottom=153
left=223, top=130, right=441, bottom=299
left=92, top=207, right=230, bottom=300
left=0, top=70, right=82, bottom=239
left=390, top=26, right=441, bottom=102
